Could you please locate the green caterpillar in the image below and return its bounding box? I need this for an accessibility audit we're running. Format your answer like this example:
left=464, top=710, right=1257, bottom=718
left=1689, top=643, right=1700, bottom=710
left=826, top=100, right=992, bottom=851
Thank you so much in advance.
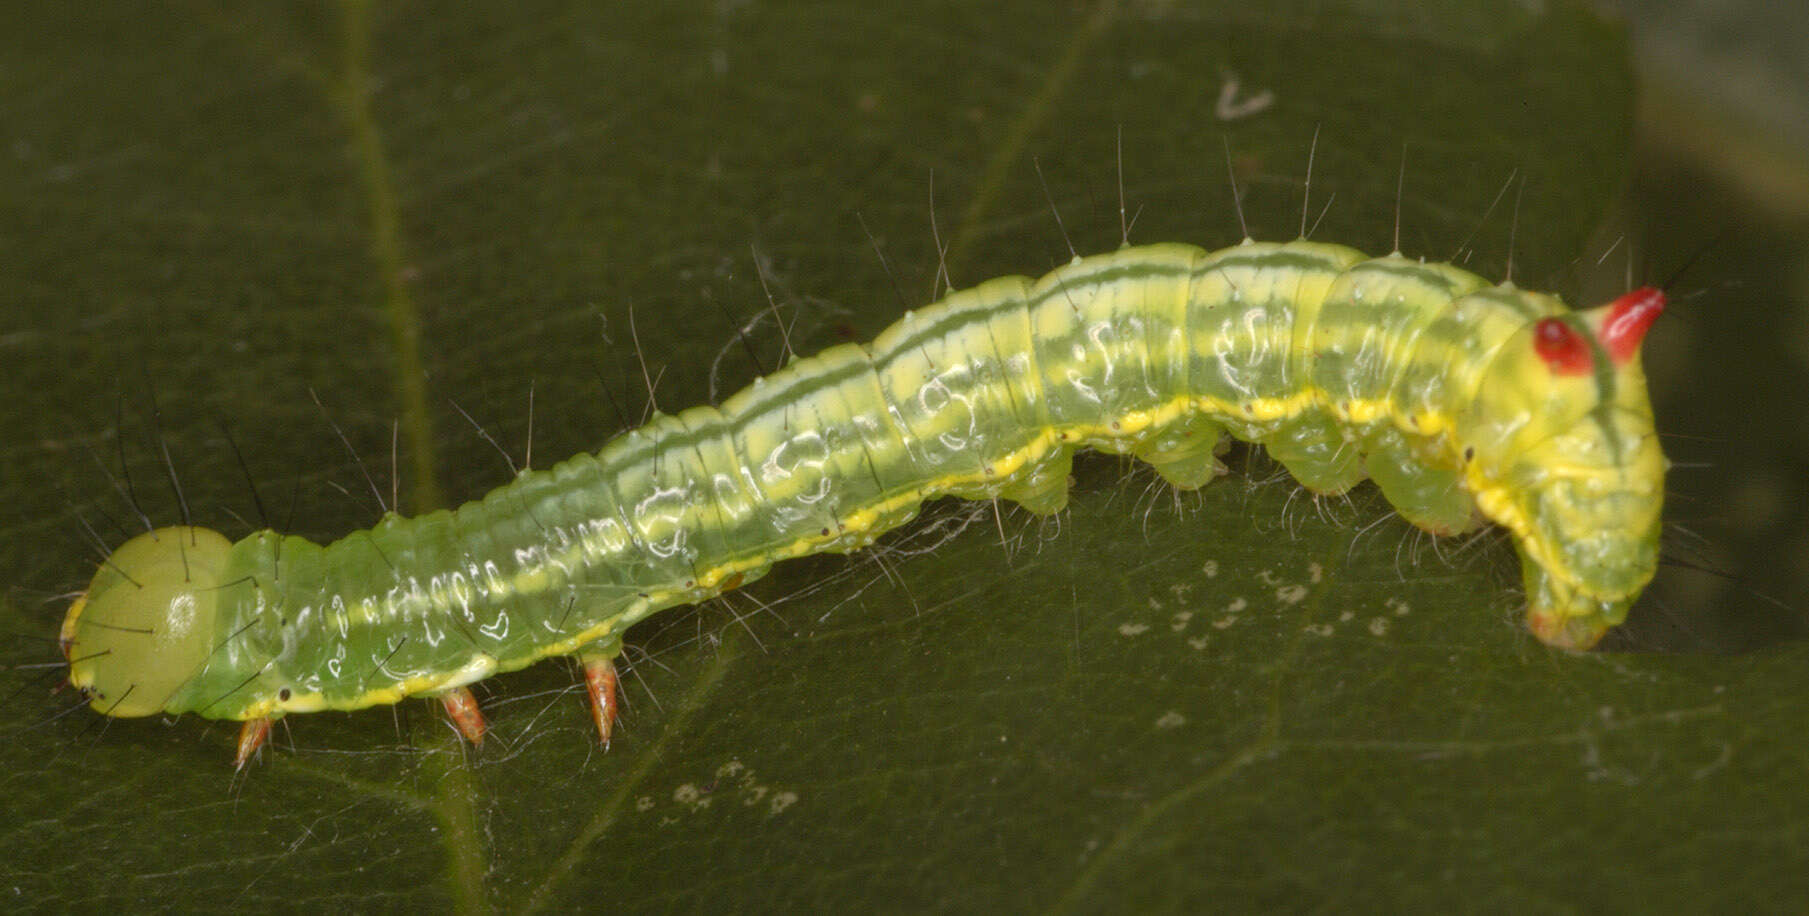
left=61, top=237, right=1667, bottom=766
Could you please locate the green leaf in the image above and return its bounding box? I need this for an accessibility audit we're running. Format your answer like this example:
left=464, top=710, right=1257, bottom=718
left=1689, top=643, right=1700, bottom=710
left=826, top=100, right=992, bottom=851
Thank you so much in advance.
left=4, top=1, right=1806, bottom=912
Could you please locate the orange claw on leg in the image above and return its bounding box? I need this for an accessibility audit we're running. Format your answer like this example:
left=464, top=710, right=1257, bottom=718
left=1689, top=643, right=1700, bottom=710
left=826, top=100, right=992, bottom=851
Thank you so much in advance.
left=581, top=654, right=620, bottom=748
left=439, top=686, right=487, bottom=746
left=235, top=717, right=274, bottom=770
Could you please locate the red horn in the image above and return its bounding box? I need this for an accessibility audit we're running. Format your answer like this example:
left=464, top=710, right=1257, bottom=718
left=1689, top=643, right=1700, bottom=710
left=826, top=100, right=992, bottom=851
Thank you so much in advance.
left=1600, top=286, right=1666, bottom=364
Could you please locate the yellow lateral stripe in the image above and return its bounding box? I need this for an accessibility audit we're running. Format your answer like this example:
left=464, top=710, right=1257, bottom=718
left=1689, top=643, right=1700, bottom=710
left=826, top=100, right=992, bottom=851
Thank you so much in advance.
left=292, top=366, right=1579, bottom=720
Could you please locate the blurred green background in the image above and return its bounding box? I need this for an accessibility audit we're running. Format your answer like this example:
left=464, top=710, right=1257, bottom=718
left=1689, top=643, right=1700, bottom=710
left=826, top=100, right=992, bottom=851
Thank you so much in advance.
left=3, top=1, right=1806, bottom=912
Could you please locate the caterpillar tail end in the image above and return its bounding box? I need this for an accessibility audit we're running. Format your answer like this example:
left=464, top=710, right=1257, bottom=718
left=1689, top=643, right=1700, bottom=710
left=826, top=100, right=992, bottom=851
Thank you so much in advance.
left=1526, top=609, right=1612, bottom=652
left=1520, top=560, right=1635, bottom=652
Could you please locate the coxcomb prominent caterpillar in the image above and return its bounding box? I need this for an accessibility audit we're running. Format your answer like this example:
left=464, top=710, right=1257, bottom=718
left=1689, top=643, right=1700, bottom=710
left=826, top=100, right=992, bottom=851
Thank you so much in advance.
left=61, top=238, right=1666, bottom=766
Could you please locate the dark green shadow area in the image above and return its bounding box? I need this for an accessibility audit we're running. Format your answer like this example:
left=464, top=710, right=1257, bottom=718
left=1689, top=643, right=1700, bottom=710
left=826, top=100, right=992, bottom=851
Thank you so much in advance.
left=3, top=1, right=1805, bottom=912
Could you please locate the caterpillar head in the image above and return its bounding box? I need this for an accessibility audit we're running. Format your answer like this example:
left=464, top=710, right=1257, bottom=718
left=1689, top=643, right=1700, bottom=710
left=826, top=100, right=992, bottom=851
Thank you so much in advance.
left=62, top=527, right=233, bottom=717
left=1464, top=288, right=1667, bottom=650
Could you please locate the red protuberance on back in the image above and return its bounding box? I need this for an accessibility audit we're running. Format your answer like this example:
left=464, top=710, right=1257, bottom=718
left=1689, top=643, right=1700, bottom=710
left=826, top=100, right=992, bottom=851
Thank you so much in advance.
left=1533, top=318, right=1594, bottom=375
left=1600, top=286, right=1666, bottom=365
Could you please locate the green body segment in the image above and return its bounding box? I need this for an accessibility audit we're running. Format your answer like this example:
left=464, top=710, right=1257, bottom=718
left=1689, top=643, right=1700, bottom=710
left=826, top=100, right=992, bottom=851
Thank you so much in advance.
left=63, top=239, right=1666, bottom=722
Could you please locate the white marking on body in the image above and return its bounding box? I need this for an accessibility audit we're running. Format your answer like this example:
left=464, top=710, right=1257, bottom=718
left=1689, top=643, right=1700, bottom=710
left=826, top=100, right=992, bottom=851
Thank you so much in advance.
left=1214, top=72, right=1275, bottom=120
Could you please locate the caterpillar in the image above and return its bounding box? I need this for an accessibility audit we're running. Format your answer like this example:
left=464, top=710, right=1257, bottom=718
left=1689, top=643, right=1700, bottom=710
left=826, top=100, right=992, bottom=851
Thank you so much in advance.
left=60, top=236, right=1667, bottom=767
